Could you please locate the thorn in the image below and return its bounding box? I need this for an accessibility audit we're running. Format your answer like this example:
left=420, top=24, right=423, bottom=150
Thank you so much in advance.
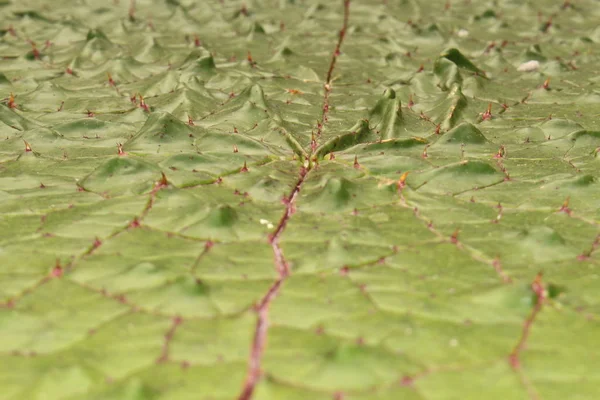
left=450, top=228, right=460, bottom=244
left=400, top=376, right=414, bottom=387
left=329, top=152, right=335, bottom=160
left=434, top=123, right=441, bottom=135
left=398, top=171, right=409, bottom=191
left=422, top=145, right=429, bottom=158
left=494, top=145, right=506, bottom=159
left=57, top=101, right=64, bottom=112
left=128, top=0, right=136, bottom=21
left=129, top=217, right=141, bottom=228
left=311, top=132, right=317, bottom=152
left=23, top=140, right=32, bottom=152
left=311, top=155, right=319, bottom=167
left=139, top=94, right=150, bottom=112
left=31, top=42, right=40, bottom=60
left=482, top=103, right=492, bottom=120
left=407, top=94, right=414, bottom=109
left=247, top=51, right=256, bottom=67
left=87, top=110, right=95, bottom=118
left=542, top=78, right=551, bottom=90
left=187, top=115, right=194, bottom=126
left=240, top=161, right=249, bottom=172
left=353, top=155, right=360, bottom=169
left=117, top=143, right=125, bottom=156
left=233, top=126, right=238, bottom=133
left=531, top=272, right=547, bottom=302
left=107, top=72, right=115, bottom=86
left=416, top=64, right=424, bottom=73
left=541, top=16, right=552, bottom=33
left=156, top=172, right=169, bottom=188
left=51, top=259, right=63, bottom=278
left=559, top=196, right=572, bottom=215
left=577, top=252, right=590, bottom=261
left=233, top=144, right=239, bottom=153
left=7, top=92, right=16, bottom=108
left=333, top=392, right=345, bottom=400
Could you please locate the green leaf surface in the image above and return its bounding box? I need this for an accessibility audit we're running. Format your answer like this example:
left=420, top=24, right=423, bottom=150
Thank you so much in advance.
left=1, top=0, right=599, bottom=399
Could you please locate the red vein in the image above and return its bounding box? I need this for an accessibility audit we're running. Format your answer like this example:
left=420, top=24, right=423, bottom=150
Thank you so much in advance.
left=508, top=273, right=546, bottom=399
left=237, top=3, right=351, bottom=398
left=491, top=257, right=512, bottom=284
left=71, top=279, right=226, bottom=321
left=191, top=240, right=215, bottom=274
left=494, top=156, right=511, bottom=182
left=314, top=0, right=351, bottom=142
left=269, top=166, right=308, bottom=277
left=1, top=231, right=110, bottom=308
left=408, top=203, right=512, bottom=283
left=514, top=367, right=541, bottom=400
left=238, top=279, right=283, bottom=400
left=0, top=274, right=52, bottom=308
left=238, top=167, right=307, bottom=400
left=398, top=359, right=501, bottom=388
left=156, top=316, right=183, bottom=363
left=325, top=0, right=350, bottom=85
left=577, top=234, right=600, bottom=261
left=509, top=273, right=546, bottom=366
left=558, top=196, right=600, bottom=233
left=2, top=172, right=179, bottom=311
left=139, top=172, right=169, bottom=219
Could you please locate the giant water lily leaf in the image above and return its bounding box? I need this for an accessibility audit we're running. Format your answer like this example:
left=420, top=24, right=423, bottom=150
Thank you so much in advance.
left=0, top=1, right=599, bottom=399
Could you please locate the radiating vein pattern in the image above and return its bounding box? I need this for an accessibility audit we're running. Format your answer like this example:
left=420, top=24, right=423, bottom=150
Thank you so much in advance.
left=0, top=0, right=599, bottom=399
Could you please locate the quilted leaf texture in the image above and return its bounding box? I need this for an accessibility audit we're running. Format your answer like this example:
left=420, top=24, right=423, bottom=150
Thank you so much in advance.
left=1, top=0, right=599, bottom=399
